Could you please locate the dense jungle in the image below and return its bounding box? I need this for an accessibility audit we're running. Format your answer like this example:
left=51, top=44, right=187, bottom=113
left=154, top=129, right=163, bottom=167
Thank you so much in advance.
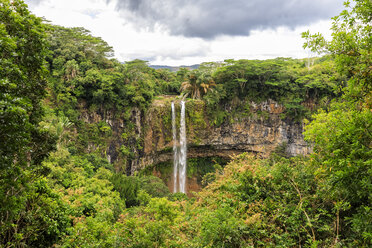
left=0, top=0, right=371, bottom=247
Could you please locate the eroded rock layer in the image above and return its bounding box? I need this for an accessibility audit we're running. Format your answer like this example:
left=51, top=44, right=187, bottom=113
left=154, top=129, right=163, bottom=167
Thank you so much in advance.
left=78, top=97, right=311, bottom=175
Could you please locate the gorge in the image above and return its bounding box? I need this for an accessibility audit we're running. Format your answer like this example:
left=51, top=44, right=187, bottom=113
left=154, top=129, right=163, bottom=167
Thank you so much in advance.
left=78, top=96, right=312, bottom=193
left=3, top=1, right=369, bottom=246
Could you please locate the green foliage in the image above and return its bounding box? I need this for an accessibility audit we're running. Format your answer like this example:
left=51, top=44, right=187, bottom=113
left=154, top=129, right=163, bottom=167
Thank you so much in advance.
left=110, top=174, right=140, bottom=207
left=120, top=145, right=133, bottom=158
left=180, top=66, right=217, bottom=99
left=141, top=157, right=228, bottom=189
left=43, top=148, right=125, bottom=246
left=98, top=121, right=112, bottom=133
left=121, top=153, right=367, bottom=247
left=202, top=163, right=224, bottom=187
left=45, top=26, right=184, bottom=127
left=202, top=208, right=248, bottom=247
left=83, top=153, right=113, bottom=171
left=43, top=26, right=185, bottom=165
left=0, top=1, right=61, bottom=246
left=302, top=1, right=371, bottom=245
left=187, top=157, right=228, bottom=183
left=113, top=197, right=182, bottom=248
left=65, top=150, right=362, bottom=247
left=186, top=100, right=207, bottom=140
left=110, top=173, right=170, bottom=208
left=303, top=0, right=371, bottom=97
left=203, top=57, right=341, bottom=125
left=139, top=176, right=170, bottom=198
left=40, top=112, right=73, bottom=148
left=1, top=1, right=370, bottom=247
left=283, top=97, right=308, bottom=121
left=304, top=103, right=372, bottom=244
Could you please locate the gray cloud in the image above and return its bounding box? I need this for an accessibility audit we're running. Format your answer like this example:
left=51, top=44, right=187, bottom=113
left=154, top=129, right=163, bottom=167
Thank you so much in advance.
left=24, top=0, right=45, bottom=6
left=121, top=42, right=211, bottom=62
left=109, top=0, right=343, bottom=39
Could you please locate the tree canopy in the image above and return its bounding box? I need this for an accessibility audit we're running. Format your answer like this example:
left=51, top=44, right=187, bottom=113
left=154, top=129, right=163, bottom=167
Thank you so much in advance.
left=0, top=0, right=370, bottom=247
left=0, top=0, right=60, bottom=246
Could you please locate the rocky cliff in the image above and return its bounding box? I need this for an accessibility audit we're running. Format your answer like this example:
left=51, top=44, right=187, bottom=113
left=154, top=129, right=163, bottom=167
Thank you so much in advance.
left=77, top=96, right=311, bottom=175
left=133, top=96, right=311, bottom=174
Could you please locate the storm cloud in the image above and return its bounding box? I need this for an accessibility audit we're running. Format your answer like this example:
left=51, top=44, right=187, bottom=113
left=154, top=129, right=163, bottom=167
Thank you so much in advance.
left=109, top=0, right=342, bottom=39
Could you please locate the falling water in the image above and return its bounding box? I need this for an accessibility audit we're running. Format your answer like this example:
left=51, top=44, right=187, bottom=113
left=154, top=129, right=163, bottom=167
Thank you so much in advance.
left=179, top=100, right=187, bottom=193
left=172, top=102, right=178, bottom=193
left=172, top=100, right=187, bottom=194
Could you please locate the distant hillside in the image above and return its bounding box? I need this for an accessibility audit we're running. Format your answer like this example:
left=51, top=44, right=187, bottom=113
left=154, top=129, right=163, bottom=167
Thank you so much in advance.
left=149, top=64, right=199, bottom=72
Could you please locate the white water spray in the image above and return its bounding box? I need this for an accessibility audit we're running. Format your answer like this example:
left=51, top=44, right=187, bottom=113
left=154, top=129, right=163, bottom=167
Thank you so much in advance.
left=179, top=100, right=187, bottom=193
left=172, top=100, right=187, bottom=193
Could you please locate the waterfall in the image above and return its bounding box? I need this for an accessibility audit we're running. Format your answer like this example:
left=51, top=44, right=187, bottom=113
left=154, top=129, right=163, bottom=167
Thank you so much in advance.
left=179, top=100, right=187, bottom=193
left=172, top=100, right=187, bottom=194
left=172, top=102, right=178, bottom=193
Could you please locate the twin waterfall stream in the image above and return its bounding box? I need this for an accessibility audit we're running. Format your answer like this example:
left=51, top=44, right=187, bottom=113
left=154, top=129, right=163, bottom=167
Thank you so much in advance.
left=172, top=101, right=187, bottom=194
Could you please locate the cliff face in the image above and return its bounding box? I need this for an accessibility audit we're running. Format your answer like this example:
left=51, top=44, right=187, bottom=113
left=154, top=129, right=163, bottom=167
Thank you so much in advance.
left=77, top=97, right=311, bottom=175
left=132, top=97, right=311, bottom=174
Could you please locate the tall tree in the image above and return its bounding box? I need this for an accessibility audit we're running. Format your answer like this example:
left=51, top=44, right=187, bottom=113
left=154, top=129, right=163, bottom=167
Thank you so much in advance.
left=303, top=0, right=371, bottom=244
left=0, top=1, right=62, bottom=246
left=180, top=69, right=216, bottom=99
left=302, top=0, right=371, bottom=101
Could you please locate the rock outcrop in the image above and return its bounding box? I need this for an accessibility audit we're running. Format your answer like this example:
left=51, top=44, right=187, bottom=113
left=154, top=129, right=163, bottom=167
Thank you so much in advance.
left=132, top=97, right=311, bottom=173
left=77, top=97, right=311, bottom=175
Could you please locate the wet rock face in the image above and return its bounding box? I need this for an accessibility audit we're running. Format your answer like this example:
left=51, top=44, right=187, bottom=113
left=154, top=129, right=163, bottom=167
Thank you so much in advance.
left=133, top=98, right=311, bottom=173
left=78, top=104, right=123, bottom=164
left=77, top=98, right=311, bottom=174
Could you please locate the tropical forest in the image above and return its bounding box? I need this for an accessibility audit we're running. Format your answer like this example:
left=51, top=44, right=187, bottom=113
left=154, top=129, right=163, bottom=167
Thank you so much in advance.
left=0, top=0, right=371, bottom=247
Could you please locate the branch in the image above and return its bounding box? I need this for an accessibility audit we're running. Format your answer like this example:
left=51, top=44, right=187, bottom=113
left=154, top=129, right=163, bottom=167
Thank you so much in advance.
left=290, top=178, right=316, bottom=242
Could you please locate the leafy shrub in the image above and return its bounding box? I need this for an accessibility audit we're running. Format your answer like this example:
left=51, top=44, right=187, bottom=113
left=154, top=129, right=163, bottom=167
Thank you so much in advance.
left=140, top=176, right=170, bottom=198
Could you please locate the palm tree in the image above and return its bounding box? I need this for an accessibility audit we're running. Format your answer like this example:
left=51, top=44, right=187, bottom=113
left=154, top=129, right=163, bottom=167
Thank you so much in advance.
left=42, top=115, right=72, bottom=148
left=180, top=71, right=216, bottom=99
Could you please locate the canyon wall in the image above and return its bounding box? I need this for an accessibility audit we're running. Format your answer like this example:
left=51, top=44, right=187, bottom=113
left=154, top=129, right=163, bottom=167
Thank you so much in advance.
left=78, top=97, right=311, bottom=175
left=134, top=97, right=311, bottom=174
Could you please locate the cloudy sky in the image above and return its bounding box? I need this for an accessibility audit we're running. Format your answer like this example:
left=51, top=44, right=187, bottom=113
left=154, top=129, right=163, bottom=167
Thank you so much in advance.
left=24, top=0, right=343, bottom=66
